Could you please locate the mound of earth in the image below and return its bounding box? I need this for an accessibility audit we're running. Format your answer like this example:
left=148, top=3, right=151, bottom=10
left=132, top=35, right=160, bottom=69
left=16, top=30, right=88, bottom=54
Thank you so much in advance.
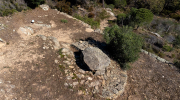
left=0, top=5, right=179, bottom=100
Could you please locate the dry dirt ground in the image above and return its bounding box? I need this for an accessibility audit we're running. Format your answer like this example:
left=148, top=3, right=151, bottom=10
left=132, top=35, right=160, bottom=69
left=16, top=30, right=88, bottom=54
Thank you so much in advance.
left=0, top=7, right=180, bottom=100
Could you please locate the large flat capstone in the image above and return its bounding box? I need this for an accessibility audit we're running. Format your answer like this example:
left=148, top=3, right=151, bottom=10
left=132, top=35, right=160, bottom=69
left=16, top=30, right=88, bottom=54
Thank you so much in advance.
left=82, top=47, right=110, bottom=71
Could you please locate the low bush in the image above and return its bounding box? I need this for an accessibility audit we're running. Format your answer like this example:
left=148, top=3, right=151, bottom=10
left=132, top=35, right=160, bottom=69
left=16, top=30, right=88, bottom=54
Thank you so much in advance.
left=55, top=0, right=72, bottom=15
left=162, top=45, right=173, bottom=52
left=0, top=9, right=17, bottom=16
left=173, top=35, right=180, bottom=48
left=73, top=14, right=100, bottom=29
left=158, top=52, right=165, bottom=58
left=104, top=25, right=143, bottom=64
left=61, top=19, right=68, bottom=23
left=97, top=9, right=110, bottom=20
left=106, top=4, right=115, bottom=11
left=88, top=12, right=95, bottom=18
left=171, top=54, right=175, bottom=58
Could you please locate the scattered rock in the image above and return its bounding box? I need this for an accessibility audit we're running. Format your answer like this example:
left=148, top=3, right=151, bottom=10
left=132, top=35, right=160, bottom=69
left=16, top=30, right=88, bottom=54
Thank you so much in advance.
left=105, top=8, right=112, bottom=11
left=89, top=81, right=100, bottom=87
left=49, top=36, right=60, bottom=50
left=66, top=76, right=72, bottom=80
left=54, top=59, right=58, bottom=63
left=76, top=74, right=84, bottom=79
left=64, top=83, right=68, bottom=86
left=150, top=32, right=161, bottom=38
left=63, top=60, right=71, bottom=65
left=40, top=4, right=49, bottom=11
left=106, top=10, right=115, bottom=17
left=18, top=27, right=34, bottom=36
left=78, top=90, right=83, bottom=95
left=88, top=77, right=93, bottom=81
left=37, top=35, right=47, bottom=41
left=71, top=41, right=91, bottom=51
left=73, top=82, right=79, bottom=86
left=85, top=28, right=94, bottom=32
left=78, top=69, right=86, bottom=74
left=82, top=47, right=110, bottom=71
left=94, top=28, right=102, bottom=33
left=69, top=66, right=74, bottom=68
left=80, top=80, right=85, bottom=84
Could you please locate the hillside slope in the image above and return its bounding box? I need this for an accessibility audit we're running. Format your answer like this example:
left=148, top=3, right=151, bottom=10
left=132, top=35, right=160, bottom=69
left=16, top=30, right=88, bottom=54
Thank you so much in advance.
left=0, top=5, right=179, bottom=100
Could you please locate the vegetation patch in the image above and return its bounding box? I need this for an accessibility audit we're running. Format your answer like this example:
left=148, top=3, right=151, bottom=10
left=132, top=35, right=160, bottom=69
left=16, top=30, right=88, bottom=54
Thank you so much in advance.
left=61, top=19, right=68, bottom=23
left=104, top=25, right=143, bottom=69
left=59, top=48, right=65, bottom=58
left=73, top=14, right=100, bottom=29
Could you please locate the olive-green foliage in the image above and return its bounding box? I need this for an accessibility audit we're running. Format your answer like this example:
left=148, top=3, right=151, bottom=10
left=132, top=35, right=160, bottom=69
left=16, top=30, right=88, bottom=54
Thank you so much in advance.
left=61, top=19, right=68, bottom=23
left=55, top=0, right=72, bottom=15
left=106, top=4, right=115, bottom=10
left=131, top=8, right=154, bottom=28
left=106, top=0, right=127, bottom=8
left=104, top=25, right=143, bottom=63
left=173, top=35, right=180, bottom=48
left=162, top=45, right=173, bottom=52
left=117, top=13, right=126, bottom=24
left=0, top=9, right=17, bottom=16
left=73, top=14, right=100, bottom=29
left=98, top=9, right=110, bottom=20
left=148, top=0, right=165, bottom=14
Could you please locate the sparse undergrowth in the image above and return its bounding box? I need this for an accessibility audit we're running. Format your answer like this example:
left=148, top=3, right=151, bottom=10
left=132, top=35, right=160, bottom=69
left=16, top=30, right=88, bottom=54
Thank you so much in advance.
left=61, top=19, right=68, bottom=23
left=73, top=14, right=100, bottom=29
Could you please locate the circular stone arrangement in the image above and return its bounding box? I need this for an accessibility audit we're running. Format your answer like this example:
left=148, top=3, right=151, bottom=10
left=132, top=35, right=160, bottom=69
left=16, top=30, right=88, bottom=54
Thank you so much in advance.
left=70, top=40, right=127, bottom=99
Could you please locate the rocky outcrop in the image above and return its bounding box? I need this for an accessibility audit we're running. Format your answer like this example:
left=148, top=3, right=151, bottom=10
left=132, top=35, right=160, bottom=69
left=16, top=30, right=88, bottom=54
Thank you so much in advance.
left=141, top=49, right=171, bottom=64
left=82, top=47, right=110, bottom=71
left=40, top=4, right=49, bottom=11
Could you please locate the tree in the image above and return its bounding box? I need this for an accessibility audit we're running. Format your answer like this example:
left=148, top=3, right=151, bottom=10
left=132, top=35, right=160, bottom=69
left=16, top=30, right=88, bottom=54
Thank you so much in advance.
left=147, top=0, right=165, bottom=14
left=104, top=25, right=143, bottom=63
left=25, top=0, right=45, bottom=8
left=130, top=8, right=154, bottom=29
left=117, top=13, right=126, bottom=26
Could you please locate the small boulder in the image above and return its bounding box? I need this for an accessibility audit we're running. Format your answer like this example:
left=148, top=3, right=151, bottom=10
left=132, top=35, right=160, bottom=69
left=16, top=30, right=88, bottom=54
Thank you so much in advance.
left=40, top=4, right=49, bottom=11
left=82, top=47, right=110, bottom=71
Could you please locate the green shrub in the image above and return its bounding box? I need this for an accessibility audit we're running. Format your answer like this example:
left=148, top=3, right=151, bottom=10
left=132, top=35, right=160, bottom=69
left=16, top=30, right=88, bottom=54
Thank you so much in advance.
left=173, top=35, right=180, bottom=48
left=61, top=19, right=68, bottom=23
left=97, top=9, right=110, bottom=20
left=158, top=52, right=165, bottom=58
left=1, top=9, right=17, bottom=16
left=130, top=8, right=154, bottom=29
left=171, top=54, right=175, bottom=58
left=117, top=13, right=126, bottom=25
left=73, top=14, right=100, bottom=29
left=106, top=4, right=115, bottom=10
left=104, top=25, right=143, bottom=63
left=113, top=0, right=127, bottom=8
left=162, top=45, right=173, bottom=52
